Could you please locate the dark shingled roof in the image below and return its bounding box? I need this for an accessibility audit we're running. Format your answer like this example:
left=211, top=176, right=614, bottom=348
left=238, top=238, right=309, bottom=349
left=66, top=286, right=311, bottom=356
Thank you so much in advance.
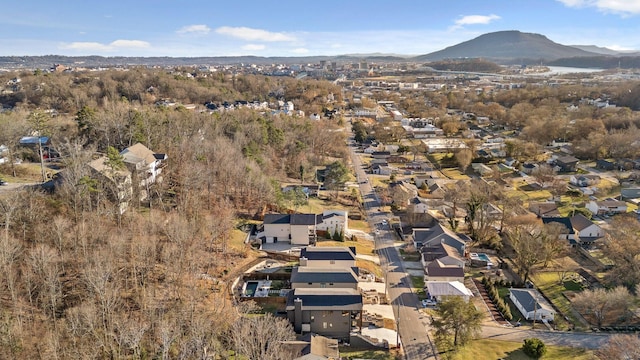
left=291, top=214, right=322, bottom=225
left=263, top=213, right=322, bottom=225
left=569, top=213, right=594, bottom=231
left=510, top=288, right=554, bottom=313
left=285, top=288, right=362, bottom=310
left=263, top=214, right=291, bottom=224
left=300, top=246, right=356, bottom=260
left=541, top=217, right=574, bottom=234
left=290, top=267, right=358, bottom=284
left=425, top=260, right=464, bottom=278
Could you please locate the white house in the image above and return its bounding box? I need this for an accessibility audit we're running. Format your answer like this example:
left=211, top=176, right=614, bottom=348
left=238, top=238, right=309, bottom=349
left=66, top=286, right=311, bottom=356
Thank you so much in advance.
left=570, top=214, right=605, bottom=245
left=408, top=196, right=429, bottom=214
left=262, top=213, right=322, bottom=245
left=586, top=199, right=628, bottom=216
left=316, top=210, right=349, bottom=236
left=425, top=281, right=474, bottom=302
left=509, top=288, right=556, bottom=322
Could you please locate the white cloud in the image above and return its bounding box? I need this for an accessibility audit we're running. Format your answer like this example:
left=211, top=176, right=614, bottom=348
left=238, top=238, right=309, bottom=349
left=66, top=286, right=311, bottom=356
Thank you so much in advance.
left=60, top=39, right=150, bottom=52
left=61, top=42, right=111, bottom=52
left=215, top=26, right=295, bottom=42
left=110, top=40, right=150, bottom=48
left=242, top=44, right=265, bottom=51
left=290, top=48, right=309, bottom=54
left=177, top=24, right=211, bottom=35
left=450, top=14, right=501, bottom=30
left=557, top=0, right=640, bottom=15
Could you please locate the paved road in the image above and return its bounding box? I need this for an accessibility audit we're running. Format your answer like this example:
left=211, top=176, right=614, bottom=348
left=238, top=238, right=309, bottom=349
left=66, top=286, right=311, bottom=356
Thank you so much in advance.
left=479, top=324, right=614, bottom=350
left=348, top=128, right=438, bottom=360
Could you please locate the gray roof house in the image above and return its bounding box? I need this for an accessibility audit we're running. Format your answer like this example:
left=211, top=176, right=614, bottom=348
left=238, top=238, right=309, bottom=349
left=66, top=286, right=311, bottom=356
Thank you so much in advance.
left=412, top=222, right=467, bottom=256
left=299, top=246, right=356, bottom=268
left=509, top=288, right=556, bottom=322
left=286, top=288, right=363, bottom=341
left=262, top=213, right=323, bottom=245
left=290, top=266, right=359, bottom=290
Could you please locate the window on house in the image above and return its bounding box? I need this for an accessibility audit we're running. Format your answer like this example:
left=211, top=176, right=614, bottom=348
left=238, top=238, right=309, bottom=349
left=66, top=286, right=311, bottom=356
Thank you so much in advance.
left=329, top=283, right=334, bottom=286
left=308, top=282, right=312, bottom=285
left=330, top=260, right=335, bottom=264
left=320, top=283, right=326, bottom=288
left=323, top=322, right=327, bottom=329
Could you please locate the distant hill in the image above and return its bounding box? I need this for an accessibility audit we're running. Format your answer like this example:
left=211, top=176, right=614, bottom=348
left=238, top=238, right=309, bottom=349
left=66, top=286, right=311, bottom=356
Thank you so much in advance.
left=414, top=30, right=601, bottom=63
left=569, top=45, right=622, bottom=56
left=0, top=54, right=410, bottom=70
left=548, top=55, right=640, bottom=69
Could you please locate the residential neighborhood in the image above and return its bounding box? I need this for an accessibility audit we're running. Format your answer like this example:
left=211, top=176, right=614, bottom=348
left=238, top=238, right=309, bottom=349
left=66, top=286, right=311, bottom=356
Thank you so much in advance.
left=2, top=36, right=640, bottom=360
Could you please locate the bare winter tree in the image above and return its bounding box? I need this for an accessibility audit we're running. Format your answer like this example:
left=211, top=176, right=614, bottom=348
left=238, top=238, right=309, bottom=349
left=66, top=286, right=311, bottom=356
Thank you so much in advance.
left=596, top=334, right=640, bottom=360
left=227, top=313, right=297, bottom=360
left=572, top=287, right=633, bottom=327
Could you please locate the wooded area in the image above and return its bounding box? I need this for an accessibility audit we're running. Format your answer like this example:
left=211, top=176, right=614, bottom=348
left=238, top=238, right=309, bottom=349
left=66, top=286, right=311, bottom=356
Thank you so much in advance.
left=0, top=68, right=346, bottom=359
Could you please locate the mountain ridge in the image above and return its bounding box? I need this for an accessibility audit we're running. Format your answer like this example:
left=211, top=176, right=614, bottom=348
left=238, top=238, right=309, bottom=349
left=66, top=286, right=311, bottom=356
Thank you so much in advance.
left=414, top=30, right=600, bottom=63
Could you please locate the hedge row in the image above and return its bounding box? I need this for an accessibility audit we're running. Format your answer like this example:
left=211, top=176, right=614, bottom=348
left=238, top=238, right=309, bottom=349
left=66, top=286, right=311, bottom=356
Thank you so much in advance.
left=482, top=277, right=513, bottom=321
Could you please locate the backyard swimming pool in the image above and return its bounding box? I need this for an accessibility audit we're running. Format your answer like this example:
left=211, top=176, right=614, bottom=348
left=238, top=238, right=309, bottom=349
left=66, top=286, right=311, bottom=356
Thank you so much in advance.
left=470, top=252, right=494, bottom=266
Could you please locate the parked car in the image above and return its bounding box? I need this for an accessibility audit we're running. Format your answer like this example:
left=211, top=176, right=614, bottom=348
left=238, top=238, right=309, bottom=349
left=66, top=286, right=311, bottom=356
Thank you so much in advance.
left=422, top=299, right=436, bottom=307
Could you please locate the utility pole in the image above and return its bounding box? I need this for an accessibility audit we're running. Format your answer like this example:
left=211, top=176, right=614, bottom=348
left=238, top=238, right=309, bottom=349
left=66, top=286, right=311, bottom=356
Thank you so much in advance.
left=532, top=299, right=538, bottom=329
left=396, top=300, right=400, bottom=350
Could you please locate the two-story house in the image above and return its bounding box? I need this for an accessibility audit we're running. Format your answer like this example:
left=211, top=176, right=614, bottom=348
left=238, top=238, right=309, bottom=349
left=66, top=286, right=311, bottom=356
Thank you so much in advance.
left=586, top=199, right=628, bottom=216
left=541, top=213, right=605, bottom=246
left=119, top=143, right=167, bottom=200
left=287, top=246, right=362, bottom=341
left=262, top=214, right=322, bottom=245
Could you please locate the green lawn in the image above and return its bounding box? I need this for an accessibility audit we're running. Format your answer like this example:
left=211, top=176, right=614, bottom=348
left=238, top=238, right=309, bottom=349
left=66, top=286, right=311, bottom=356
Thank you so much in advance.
left=532, top=272, right=585, bottom=329
left=339, top=347, right=401, bottom=360
left=450, top=339, right=595, bottom=360
left=410, top=275, right=426, bottom=297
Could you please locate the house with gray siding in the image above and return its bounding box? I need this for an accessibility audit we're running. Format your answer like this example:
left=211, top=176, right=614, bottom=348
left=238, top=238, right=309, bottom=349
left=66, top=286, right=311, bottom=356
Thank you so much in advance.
left=286, top=288, right=363, bottom=341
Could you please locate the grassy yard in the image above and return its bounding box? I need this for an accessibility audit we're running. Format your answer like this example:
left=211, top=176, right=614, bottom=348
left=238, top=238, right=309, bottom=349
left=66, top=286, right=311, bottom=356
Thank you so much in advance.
left=228, top=228, right=249, bottom=252
left=339, top=347, right=401, bottom=360
left=316, top=239, right=375, bottom=255
left=357, top=258, right=383, bottom=278
left=532, top=272, right=584, bottom=329
left=398, top=248, right=421, bottom=261
left=0, top=162, right=56, bottom=183
left=450, top=339, right=595, bottom=360
left=410, top=275, right=426, bottom=297
left=441, top=168, right=470, bottom=180
left=349, top=219, right=372, bottom=233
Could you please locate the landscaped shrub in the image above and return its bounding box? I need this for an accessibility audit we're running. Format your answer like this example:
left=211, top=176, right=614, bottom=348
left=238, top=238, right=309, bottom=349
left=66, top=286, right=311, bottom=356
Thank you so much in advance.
left=522, top=338, right=547, bottom=358
left=484, top=277, right=513, bottom=321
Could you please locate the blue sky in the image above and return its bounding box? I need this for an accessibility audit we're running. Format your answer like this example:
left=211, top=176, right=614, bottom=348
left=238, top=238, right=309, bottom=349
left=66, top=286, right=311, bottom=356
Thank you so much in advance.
left=2, top=0, right=640, bottom=57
